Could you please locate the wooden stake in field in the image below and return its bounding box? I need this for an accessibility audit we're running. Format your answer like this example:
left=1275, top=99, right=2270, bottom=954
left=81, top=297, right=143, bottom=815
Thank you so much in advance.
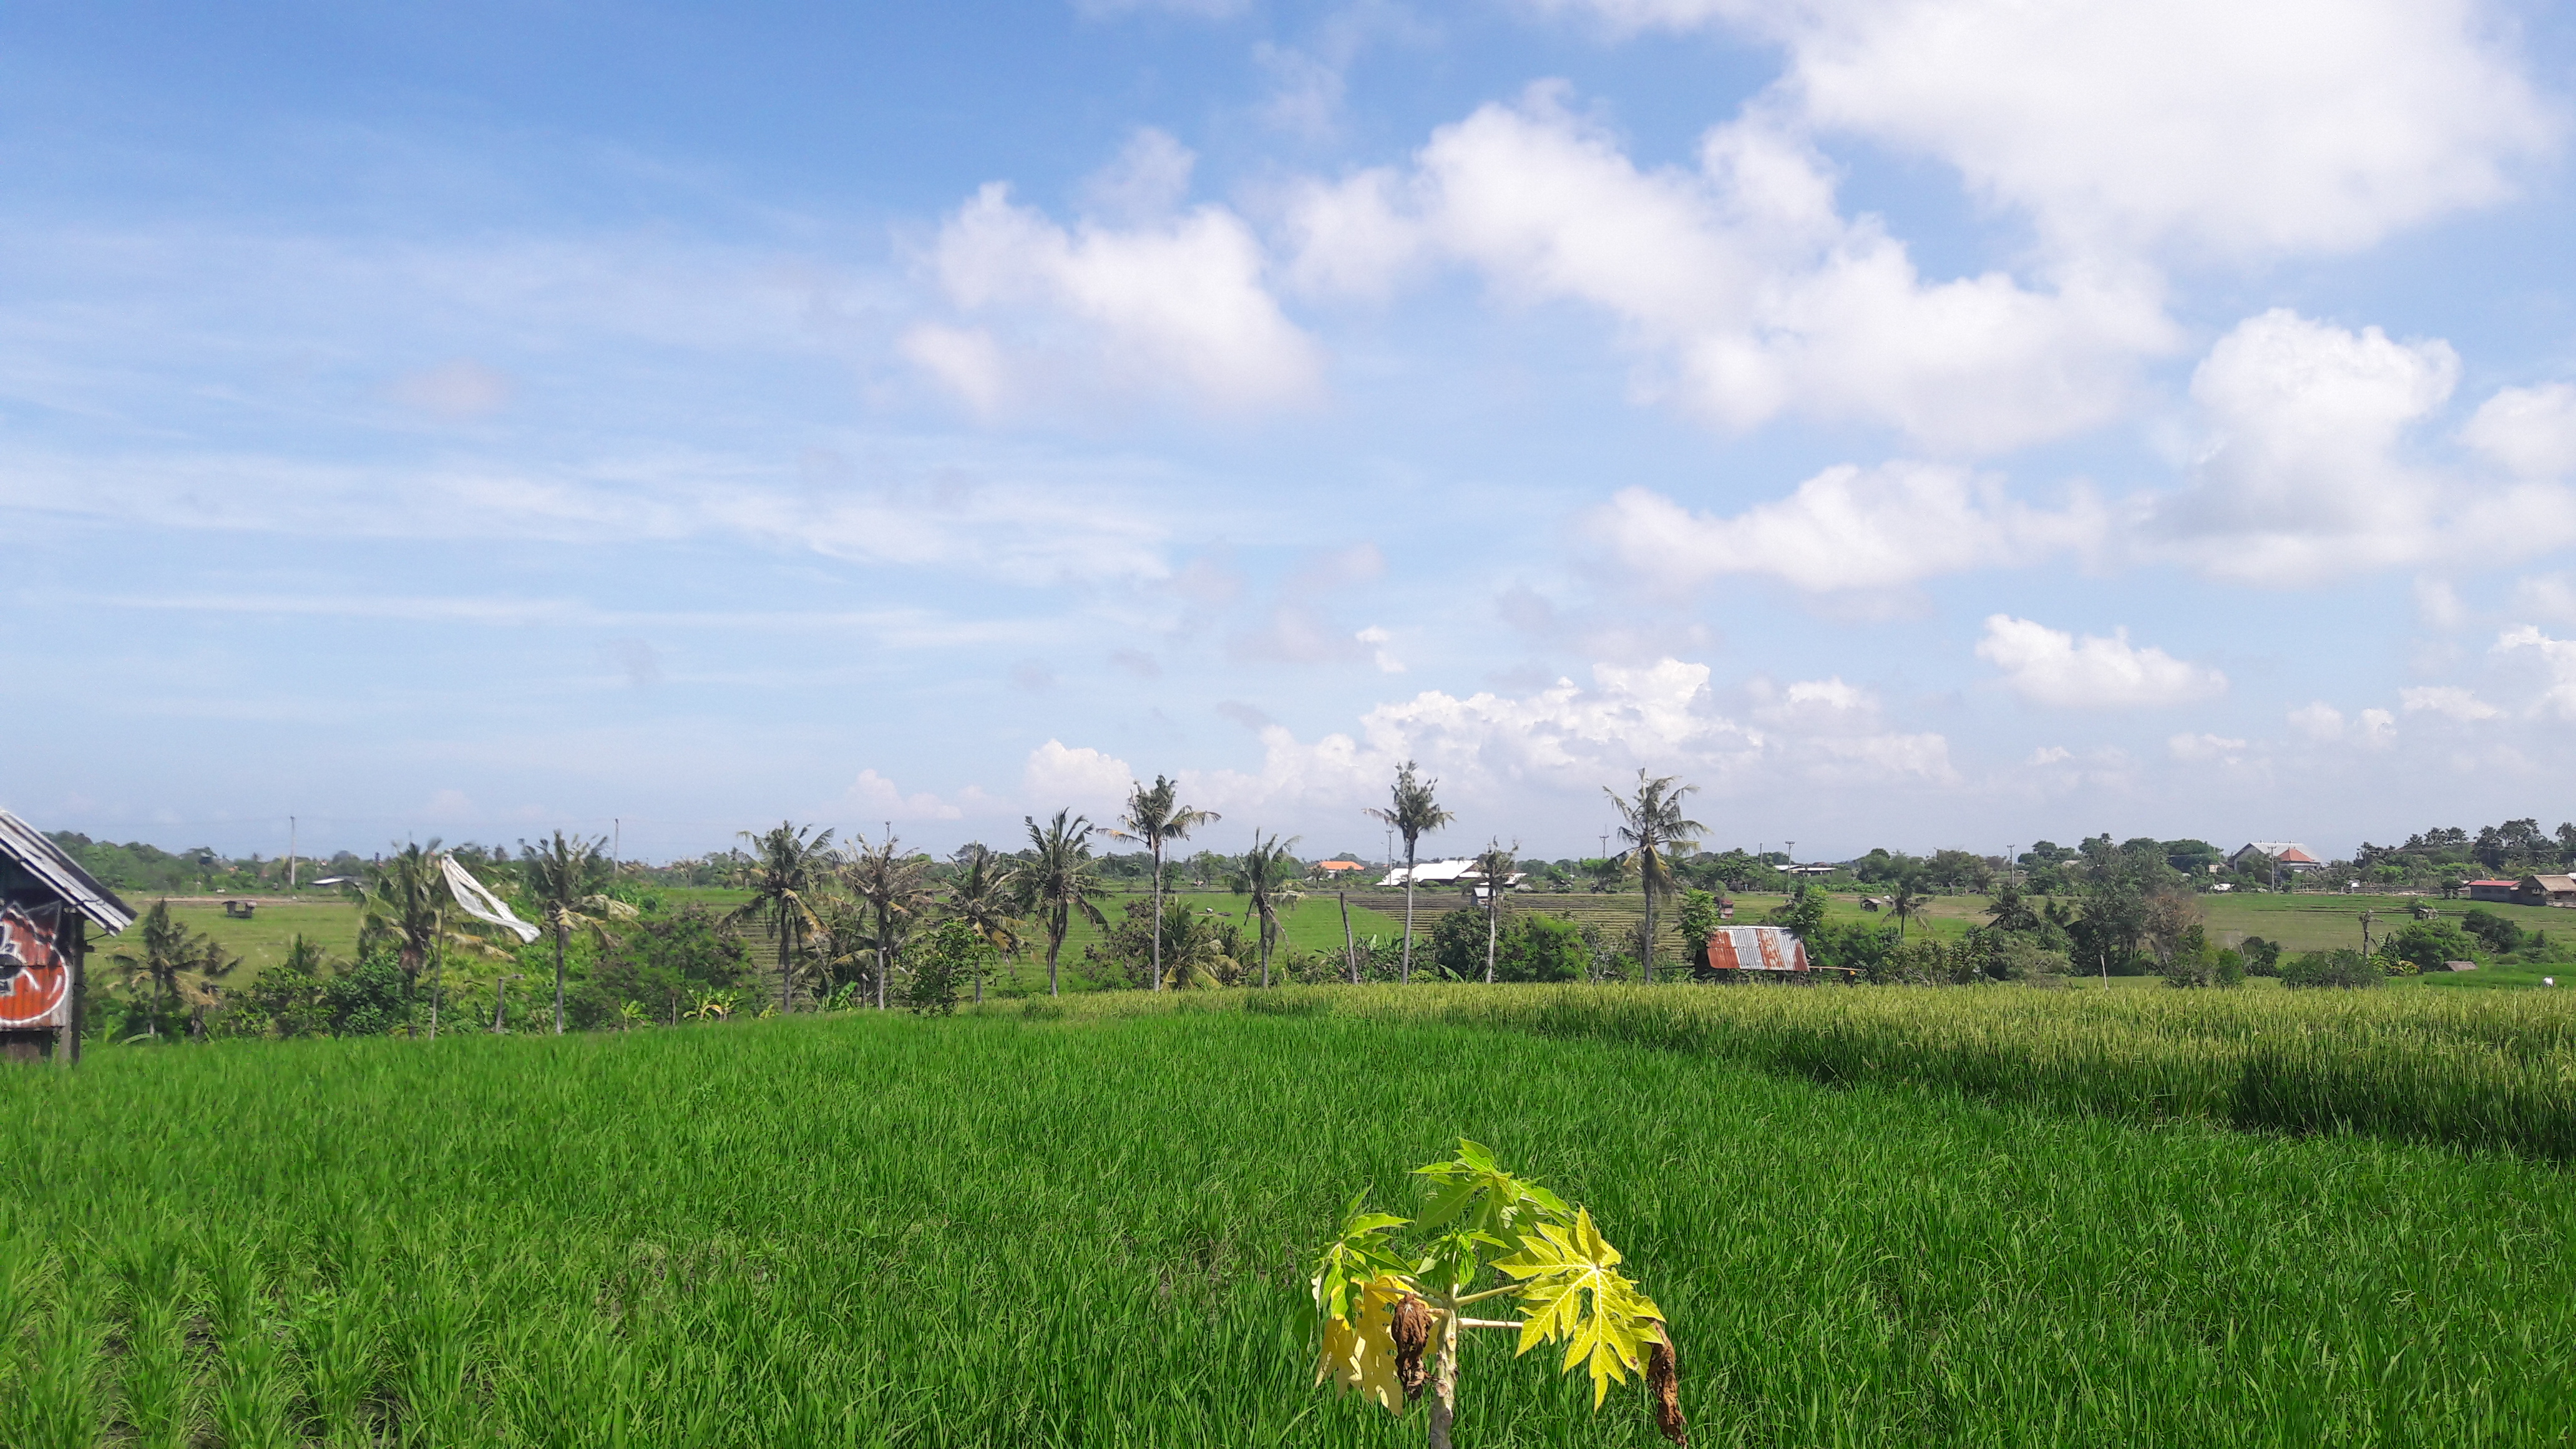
left=1340, top=891, right=1358, bottom=985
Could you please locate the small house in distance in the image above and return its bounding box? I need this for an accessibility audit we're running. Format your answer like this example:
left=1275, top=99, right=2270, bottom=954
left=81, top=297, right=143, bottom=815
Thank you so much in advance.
left=2230, top=842, right=2325, bottom=874
left=2467, top=879, right=2524, bottom=904
left=1310, top=860, right=1367, bottom=881
left=2517, top=874, right=2576, bottom=907
left=0, top=809, right=135, bottom=1063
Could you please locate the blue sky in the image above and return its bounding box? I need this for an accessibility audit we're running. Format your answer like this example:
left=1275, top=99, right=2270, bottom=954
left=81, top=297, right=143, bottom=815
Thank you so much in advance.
left=7, top=0, right=2576, bottom=866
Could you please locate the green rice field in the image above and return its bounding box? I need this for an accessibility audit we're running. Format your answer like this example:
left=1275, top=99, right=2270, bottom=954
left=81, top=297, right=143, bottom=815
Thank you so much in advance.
left=4, top=987, right=2573, bottom=1445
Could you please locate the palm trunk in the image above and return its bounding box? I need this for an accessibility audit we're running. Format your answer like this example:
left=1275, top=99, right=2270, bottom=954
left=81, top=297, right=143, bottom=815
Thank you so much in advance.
left=429, top=910, right=444, bottom=1040
left=1485, top=890, right=1498, bottom=984
left=776, top=917, right=792, bottom=1013
left=1048, top=921, right=1063, bottom=998
left=1259, top=914, right=1272, bottom=988
left=1642, top=874, right=1656, bottom=983
left=553, top=920, right=568, bottom=1035
left=1340, top=892, right=1357, bottom=984
left=1150, top=842, right=1165, bottom=991
left=1400, top=838, right=1418, bottom=984
left=1427, top=1304, right=1460, bottom=1449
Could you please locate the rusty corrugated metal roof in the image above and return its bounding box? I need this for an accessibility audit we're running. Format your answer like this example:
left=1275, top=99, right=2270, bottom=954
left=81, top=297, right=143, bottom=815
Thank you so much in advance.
left=0, top=809, right=135, bottom=934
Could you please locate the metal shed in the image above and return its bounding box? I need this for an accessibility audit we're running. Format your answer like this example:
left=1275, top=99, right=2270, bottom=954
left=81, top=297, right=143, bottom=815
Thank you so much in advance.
left=0, top=809, right=135, bottom=1063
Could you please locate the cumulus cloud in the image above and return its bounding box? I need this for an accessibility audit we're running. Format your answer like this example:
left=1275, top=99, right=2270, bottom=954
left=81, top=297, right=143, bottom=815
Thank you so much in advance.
left=2168, top=732, right=2250, bottom=764
left=1160, top=656, right=1954, bottom=820
left=2494, top=625, right=2576, bottom=720
left=1285, top=87, right=2173, bottom=452
left=1588, top=462, right=2101, bottom=594
left=2358, top=708, right=2398, bottom=747
left=844, top=768, right=967, bottom=821
left=910, top=146, right=1323, bottom=414
left=2463, top=383, right=2576, bottom=479
left=2147, top=310, right=2576, bottom=583
left=1022, top=739, right=1135, bottom=817
left=2400, top=685, right=2502, bottom=721
left=1538, top=0, right=2557, bottom=259
left=1976, top=614, right=2225, bottom=708
left=2287, top=701, right=2344, bottom=741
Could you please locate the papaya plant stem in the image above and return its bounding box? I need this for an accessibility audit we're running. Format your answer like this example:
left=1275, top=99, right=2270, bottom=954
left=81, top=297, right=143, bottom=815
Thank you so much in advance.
left=1450, top=1282, right=1522, bottom=1307
left=1428, top=1291, right=1460, bottom=1449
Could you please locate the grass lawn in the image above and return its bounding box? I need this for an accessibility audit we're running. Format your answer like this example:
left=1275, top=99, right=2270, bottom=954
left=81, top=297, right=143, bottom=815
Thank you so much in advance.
left=3, top=1002, right=2568, bottom=1443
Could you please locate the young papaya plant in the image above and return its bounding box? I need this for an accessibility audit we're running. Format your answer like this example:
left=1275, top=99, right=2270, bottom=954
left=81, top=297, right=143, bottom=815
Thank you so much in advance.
left=1306, top=1139, right=1686, bottom=1447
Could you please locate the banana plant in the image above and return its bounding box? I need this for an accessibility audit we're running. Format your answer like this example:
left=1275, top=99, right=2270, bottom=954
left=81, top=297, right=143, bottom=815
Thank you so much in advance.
left=1306, top=1141, right=1686, bottom=1447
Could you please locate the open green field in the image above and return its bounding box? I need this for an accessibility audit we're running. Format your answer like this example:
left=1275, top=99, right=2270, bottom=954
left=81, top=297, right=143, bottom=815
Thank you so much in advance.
left=5, top=991, right=2574, bottom=1445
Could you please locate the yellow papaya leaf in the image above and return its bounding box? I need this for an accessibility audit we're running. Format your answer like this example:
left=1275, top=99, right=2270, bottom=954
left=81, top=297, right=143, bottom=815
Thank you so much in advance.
left=1491, top=1208, right=1666, bottom=1409
left=1315, top=1274, right=1412, bottom=1414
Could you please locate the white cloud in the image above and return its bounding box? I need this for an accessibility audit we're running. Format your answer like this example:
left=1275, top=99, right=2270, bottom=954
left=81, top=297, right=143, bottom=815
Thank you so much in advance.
left=1287, top=87, right=2174, bottom=452
left=2400, top=685, right=2502, bottom=722
left=844, top=768, right=967, bottom=821
left=1022, top=739, right=1136, bottom=818
left=1355, top=625, right=1406, bottom=673
left=2463, top=383, right=2576, bottom=479
left=2148, top=310, right=2576, bottom=583
left=2286, top=701, right=2344, bottom=741
left=2494, top=625, right=2576, bottom=720
left=1588, top=462, right=2100, bottom=595
left=1976, top=614, right=2225, bottom=709
left=2168, top=732, right=2250, bottom=764
left=1169, top=656, right=1954, bottom=819
left=2414, top=577, right=2469, bottom=631
left=2358, top=708, right=2398, bottom=747
left=912, top=175, right=1323, bottom=414
left=2027, top=745, right=2071, bottom=766
left=1539, top=0, right=2558, bottom=259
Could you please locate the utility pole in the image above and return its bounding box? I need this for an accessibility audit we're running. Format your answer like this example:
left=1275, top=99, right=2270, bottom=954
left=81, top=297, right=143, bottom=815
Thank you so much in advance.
left=1786, top=841, right=1797, bottom=873
left=613, top=817, right=621, bottom=866
left=287, top=816, right=298, bottom=890
left=2007, top=845, right=2017, bottom=890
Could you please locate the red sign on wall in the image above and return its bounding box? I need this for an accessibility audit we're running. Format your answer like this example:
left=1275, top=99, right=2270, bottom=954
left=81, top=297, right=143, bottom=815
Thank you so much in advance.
left=0, top=901, right=71, bottom=1029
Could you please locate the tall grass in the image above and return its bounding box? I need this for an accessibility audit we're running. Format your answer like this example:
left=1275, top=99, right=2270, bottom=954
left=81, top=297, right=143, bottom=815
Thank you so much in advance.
left=1063, top=982, right=2576, bottom=1159
left=2, top=1010, right=2572, bottom=1443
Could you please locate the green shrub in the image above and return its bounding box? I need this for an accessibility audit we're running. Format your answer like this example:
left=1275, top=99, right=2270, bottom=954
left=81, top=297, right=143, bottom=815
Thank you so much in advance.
left=2281, top=949, right=2381, bottom=989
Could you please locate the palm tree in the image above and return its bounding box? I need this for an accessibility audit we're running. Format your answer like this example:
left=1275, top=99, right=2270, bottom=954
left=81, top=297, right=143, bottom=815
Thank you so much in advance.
left=1228, top=831, right=1304, bottom=988
left=726, top=822, right=834, bottom=1013
left=1111, top=776, right=1220, bottom=992
left=842, top=833, right=934, bottom=1010
left=520, top=831, right=633, bottom=1034
left=1473, top=839, right=1518, bottom=983
left=178, top=935, right=241, bottom=1039
left=1605, top=770, right=1705, bottom=983
left=944, top=842, right=1022, bottom=1004
left=1367, top=760, right=1455, bottom=983
left=353, top=842, right=446, bottom=994
left=1888, top=882, right=1930, bottom=940
left=1015, top=811, right=1111, bottom=998
left=109, top=900, right=193, bottom=1039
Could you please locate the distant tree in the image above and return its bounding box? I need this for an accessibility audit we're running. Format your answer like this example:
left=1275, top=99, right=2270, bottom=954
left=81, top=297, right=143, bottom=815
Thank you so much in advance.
left=1112, top=775, right=1221, bottom=992
left=1886, top=883, right=1930, bottom=941
left=901, top=919, right=988, bottom=1016
left=1473, top=839, right=1518, bottom=983
left=842, top=833, right=935, bottom=1010
left=353, top=842, right=447, bottom=994
left=1228, top=831, right=1304, bottom=988
left=728, top=822, right=834, bottom=1013
left=1674, top=888, right=1724, bottom=975
left=1606, top=770, right=1704, bottom=983
left=1014, top=811, right=1112, bottom=998
left=2238, top=935, right=2283, bottom=976
left=1494, top=914, right=1589, bottom=983
left=108, top=900, right=193, bottom=1040
left=1768, top=882, right=1830, bottom=941
left=1367, top=761, right=1456, bottom=984
left=2381, top=919, right=2479, bottom=976
left=519, top=830, right=628, bottom=1035
left=942, top=842, right=1022, bottom=1003
left=594, top=906, right=752, bottom=1025
left=2460, top=907, right=2525, bottom=955
left=2282, top=948, right=2381, bottom=988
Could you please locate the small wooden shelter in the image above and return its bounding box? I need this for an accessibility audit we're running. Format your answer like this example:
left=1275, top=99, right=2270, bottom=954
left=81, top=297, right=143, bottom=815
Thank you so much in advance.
left=0, top=809, right=135, bottom=1063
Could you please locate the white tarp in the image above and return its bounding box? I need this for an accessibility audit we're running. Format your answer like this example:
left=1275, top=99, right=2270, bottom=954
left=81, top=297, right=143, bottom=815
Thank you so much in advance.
left=441, top=856, right=542, bottom=943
